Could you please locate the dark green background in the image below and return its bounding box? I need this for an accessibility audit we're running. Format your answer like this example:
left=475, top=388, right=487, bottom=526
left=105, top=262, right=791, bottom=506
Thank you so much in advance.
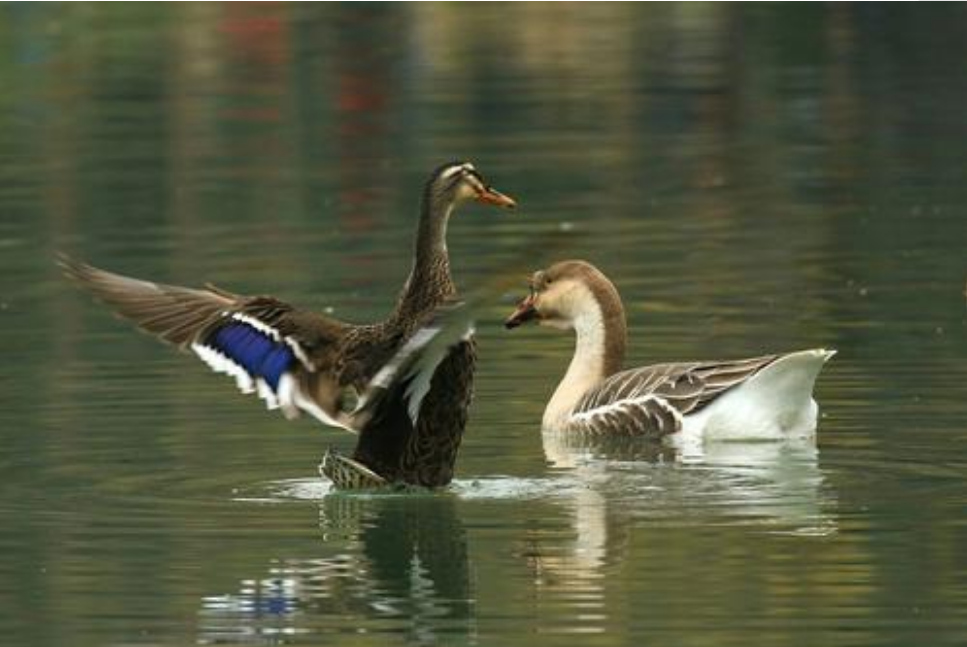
left=2, top=4, right=966, bottom=646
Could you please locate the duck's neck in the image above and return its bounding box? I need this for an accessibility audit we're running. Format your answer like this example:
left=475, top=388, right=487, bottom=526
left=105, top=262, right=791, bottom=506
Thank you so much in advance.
left=543, top=287, right=627, bottom=429
left=393, top=193, right=456, bottom=325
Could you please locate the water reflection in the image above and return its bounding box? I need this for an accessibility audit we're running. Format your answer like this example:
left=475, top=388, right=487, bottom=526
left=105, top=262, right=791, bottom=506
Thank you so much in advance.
left=523, top=433, right=835, bottom=607
left=204, top=439, right=835, bottom=642
left=5, top=3, right=967, bottom=645
left=198, top=495, right=473, bottom=645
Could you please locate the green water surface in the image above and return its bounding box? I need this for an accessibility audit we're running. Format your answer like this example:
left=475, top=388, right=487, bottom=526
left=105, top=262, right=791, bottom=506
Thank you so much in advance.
left=2, top=4, right=966, bottom=646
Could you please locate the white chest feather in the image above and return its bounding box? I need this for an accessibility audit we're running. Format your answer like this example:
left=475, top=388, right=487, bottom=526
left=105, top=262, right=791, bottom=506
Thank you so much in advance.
left=543, top=301, right=608, bottom=429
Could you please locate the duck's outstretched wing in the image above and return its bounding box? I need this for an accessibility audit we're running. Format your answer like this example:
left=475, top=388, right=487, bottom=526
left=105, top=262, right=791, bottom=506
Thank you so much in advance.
left=566, top=356, right=780, bottom=436
left=59, top=255, right=356, bottom=430
left=58, top=254, right=241, bottom=348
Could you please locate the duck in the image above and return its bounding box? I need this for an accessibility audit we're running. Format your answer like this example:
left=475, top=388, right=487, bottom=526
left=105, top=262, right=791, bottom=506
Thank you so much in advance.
left=504, top=260, right=834, bottom=443
left=61, top=161, right=516, bottom=489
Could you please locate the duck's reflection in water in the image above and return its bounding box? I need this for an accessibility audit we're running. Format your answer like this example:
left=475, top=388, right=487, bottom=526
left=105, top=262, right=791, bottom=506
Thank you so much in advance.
left=523, top=432, right=836, bottom=593
left=198, top=494, right=473, bottom=646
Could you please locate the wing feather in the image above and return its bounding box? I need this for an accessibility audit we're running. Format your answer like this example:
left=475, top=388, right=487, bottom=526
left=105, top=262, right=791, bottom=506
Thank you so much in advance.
left=566, top=355, right=779, bottom=436
left=59, top=254, right=236, bottom=348
left=60, top=255, right=356, bottom=430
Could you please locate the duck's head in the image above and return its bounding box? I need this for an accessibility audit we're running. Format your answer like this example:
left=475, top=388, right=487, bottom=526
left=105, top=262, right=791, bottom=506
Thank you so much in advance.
left=505, top=260, right=623, bottom=331
left=425, top=161, right=517, bottom=210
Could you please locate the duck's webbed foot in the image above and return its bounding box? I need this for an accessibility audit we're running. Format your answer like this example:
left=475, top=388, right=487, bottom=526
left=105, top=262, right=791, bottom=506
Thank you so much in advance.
left=319, top=448, right=390, bottom=491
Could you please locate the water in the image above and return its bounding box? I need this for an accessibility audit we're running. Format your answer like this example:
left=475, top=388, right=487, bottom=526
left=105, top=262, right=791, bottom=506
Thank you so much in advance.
left=2, top=4, right=967, bottom=646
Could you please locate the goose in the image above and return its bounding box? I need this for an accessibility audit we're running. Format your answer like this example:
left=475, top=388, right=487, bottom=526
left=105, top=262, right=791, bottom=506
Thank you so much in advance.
left=504, top=260, right=834, bottom=442
left=61, top=161, right=516, bottom=489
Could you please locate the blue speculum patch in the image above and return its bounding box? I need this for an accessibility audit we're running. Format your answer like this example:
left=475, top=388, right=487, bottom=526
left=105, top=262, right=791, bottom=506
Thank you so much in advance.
left=210, top=323, right=294, bottom=389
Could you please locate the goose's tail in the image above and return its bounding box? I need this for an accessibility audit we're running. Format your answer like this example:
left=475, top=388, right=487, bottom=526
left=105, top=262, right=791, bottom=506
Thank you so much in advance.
left=685, top=349, right=836, bottom=440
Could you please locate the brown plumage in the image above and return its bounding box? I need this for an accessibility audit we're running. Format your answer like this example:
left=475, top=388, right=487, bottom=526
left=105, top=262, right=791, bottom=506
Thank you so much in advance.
left=62, top=161, right=516, bottom=489
left=565, top=356, right=780, bottom=437
left=506, top=260, right=834, bottom=439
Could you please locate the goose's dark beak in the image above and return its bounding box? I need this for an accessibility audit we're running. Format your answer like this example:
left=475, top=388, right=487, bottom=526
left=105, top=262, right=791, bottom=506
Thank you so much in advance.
left=476, top=186, right=516, bottom=209
left=504, top=294, right=538, bottom=329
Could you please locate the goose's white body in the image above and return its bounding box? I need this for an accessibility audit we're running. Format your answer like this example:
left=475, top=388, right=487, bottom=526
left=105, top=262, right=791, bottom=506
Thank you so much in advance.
left=546, top=346, right=836, bottom=445
left=678, top=349, right=835, bottom=443
left=506, top=260, right=835, bottom=443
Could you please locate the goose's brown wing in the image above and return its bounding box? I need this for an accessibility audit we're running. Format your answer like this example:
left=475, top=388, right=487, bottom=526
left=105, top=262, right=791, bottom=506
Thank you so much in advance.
left=567, top=356, right=779, bottom=437
left=60, top=255, right=356, bottom=429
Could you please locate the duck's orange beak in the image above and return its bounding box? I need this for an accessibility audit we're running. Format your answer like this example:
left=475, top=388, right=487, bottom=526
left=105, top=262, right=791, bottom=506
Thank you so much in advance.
left=504, top=293, right=538, bottom=329
left=476, top=186, right=517, bottom=209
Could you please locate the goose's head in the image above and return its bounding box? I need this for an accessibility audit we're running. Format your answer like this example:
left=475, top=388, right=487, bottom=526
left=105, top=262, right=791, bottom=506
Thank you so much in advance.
left=425, top=161, right=517, bottom=210
left=505, top=260, right=623, bottom=331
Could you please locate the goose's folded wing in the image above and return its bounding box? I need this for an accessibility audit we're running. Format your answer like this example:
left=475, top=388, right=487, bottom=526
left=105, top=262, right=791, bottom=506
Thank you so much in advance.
left=569, top=355, right=780, bottom=436
left=569, top=391, right=685, bottom=437
left=59, top=255, right=356, bottom=430
left=685, top=354, right=781, bottom=407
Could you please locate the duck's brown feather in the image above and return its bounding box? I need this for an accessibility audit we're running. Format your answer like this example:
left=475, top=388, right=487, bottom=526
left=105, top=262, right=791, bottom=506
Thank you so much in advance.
left=59, top=255, right=238, bottom=348
left=351, top=339, right=475, bottom=486
left=61, top=255, right=475, bottom=488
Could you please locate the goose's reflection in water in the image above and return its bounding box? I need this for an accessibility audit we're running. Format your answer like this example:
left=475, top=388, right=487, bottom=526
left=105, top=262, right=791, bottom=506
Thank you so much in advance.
left=198, top=494, right=473, bottom=646
left=524, top=432, right=836, bottom=594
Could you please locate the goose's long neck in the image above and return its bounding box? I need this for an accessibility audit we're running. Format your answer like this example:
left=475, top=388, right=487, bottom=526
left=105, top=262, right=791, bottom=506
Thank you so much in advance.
left=394, top=192, right=456, bottom=324
left=544, top=285, right=627, bottom=429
